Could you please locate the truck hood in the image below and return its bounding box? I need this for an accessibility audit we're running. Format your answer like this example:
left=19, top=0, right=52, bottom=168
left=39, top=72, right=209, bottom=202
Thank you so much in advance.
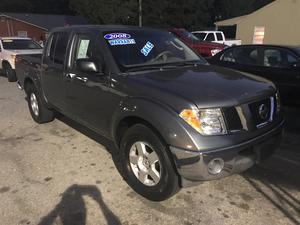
left=5, top=49, right=43, bottom=55
left=126, top=65, right=276, bottom=110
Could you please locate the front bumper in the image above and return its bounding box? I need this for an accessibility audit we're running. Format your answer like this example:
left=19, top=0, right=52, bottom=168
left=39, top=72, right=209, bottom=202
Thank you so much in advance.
left=170, top=119, right=284, bottom=187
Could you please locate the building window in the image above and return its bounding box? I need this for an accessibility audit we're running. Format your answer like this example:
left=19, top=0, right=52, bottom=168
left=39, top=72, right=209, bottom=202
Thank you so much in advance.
left=253, top=26, right=265, bottom=44
left=18, top=31, right=28, bottom=38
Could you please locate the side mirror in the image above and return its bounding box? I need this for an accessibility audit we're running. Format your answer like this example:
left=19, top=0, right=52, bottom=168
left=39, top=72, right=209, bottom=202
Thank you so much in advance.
left=76, top=59, right=103, bottom=74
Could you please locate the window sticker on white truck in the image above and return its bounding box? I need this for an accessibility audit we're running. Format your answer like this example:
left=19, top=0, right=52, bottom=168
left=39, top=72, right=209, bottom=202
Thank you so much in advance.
left=108, top=39, right=136, bottom=46
left=141, top=41, right=154, bottom=56
left=104, top=33, right=131, bottom=40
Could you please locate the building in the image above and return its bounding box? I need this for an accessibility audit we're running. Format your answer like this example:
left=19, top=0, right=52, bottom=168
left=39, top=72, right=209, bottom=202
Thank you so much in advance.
left=215, top=0, right=300, bottom=45
left=0, top=13, right=87, bottom=41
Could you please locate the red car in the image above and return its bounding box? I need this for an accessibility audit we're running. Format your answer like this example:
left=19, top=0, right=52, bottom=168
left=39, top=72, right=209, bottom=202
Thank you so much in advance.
left=169, top=28, right=227, bottom=57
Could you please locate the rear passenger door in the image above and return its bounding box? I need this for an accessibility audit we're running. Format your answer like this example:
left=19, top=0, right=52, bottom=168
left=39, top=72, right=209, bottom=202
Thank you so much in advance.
left=42, top=32, right=70, bottom=110
left=260, top=47, right=300, bottom=98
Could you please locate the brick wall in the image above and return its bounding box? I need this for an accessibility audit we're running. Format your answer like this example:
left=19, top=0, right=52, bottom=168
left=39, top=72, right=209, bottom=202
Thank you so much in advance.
left=0, top=16, right=47, bottom=42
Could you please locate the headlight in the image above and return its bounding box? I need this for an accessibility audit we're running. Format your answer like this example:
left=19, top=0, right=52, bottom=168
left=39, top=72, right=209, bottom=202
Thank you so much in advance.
left=180, top=108, right=227, bottom=136
left=211, top=49, right=221, bottom=56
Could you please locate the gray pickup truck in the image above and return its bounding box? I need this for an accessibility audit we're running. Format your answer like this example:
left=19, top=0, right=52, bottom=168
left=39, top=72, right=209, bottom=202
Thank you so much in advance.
left=15, top=25, right=284, bottom=201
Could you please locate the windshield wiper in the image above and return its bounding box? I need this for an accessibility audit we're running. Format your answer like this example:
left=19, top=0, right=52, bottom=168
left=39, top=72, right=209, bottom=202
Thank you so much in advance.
left=125, top=61, right=203, bottom=72
left=125, top=65, right=164, bottom=72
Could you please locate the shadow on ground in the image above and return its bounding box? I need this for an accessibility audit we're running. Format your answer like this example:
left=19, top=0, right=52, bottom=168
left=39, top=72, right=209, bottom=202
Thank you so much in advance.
left=38, top=184, right=121, bottom=225
left=242, top=106, right=300, bottom=225
left=56, top=115, right=125, bottom=178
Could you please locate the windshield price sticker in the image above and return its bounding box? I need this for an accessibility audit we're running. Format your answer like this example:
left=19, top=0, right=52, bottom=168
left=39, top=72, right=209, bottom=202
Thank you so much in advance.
left=108, top=39, right=136, bottom=46
left=104, top=33, right=131, bottom=40
left=141, top=41, right=154, bottom=56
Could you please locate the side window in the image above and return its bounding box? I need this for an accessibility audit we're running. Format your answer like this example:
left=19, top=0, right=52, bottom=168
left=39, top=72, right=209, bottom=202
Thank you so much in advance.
left=206, top=33, right=215, bottom=42
left=286, top=52, right=298, bottom=67
left=72, top=33, right=105, bottom=72
left=45, top=32, right=69, bottom=65
left=45, top=33, right=58, bottom=64
left=264, top=49, right=299, bottom=68
left=53, top=32, right=69, bottom=65
left=234, top=48, right=259, bottom=65
left=221, top=49, right=236, bottom=62
left=216, top=33, right=223, bottom=41
left=221, top=47, right=258, bottom=65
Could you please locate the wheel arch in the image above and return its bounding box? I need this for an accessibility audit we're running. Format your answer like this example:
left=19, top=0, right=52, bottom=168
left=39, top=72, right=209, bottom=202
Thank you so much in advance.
left=111, top=98, right=199, bottom=151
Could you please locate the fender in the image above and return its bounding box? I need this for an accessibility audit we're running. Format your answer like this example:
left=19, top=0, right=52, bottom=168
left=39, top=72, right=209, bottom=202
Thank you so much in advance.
left=110, top=96, right=200, bottom=151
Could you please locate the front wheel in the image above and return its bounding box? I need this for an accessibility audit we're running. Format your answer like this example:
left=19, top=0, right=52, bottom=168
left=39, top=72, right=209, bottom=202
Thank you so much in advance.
left=3, top=63, right=17, bottom=82
left=120, top=124, right=180, bottom=201
left=26, top=83, right=55, bottom=124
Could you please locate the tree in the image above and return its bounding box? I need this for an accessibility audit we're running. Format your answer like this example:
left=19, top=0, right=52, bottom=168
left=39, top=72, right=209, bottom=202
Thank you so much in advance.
left=69, top=0, right=138, bottom=24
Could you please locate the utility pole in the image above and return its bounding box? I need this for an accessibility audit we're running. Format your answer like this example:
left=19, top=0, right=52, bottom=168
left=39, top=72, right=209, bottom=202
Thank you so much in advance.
left=139, top=0, right=143, bottom=27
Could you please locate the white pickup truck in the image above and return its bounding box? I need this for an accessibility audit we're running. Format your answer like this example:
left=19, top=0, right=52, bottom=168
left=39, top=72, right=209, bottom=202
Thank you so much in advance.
left=0, top=37, right=42, bottom=82
left=192, top=31, right=242, bottom=46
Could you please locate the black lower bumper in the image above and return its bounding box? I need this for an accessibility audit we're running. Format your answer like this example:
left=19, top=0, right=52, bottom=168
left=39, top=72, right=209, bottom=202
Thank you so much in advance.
left=170, top=120, right=284, bottom=187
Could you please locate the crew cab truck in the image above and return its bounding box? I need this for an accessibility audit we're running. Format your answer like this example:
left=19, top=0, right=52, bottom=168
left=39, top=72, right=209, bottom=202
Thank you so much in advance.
left=192, top=31, right=242, bottom=46
left=0, top=37, right=42, bottom=82
left=16, top=25, right=284, bottom=201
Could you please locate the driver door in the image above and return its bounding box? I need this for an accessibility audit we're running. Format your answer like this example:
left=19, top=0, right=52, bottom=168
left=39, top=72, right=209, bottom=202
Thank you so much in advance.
left=64, top=32, right=111, bottom=135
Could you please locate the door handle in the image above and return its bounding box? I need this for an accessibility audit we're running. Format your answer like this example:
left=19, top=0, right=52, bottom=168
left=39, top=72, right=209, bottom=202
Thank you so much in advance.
left=65, top=73, right=76, bottom=79
left=76, top=76, right=88, bottom=83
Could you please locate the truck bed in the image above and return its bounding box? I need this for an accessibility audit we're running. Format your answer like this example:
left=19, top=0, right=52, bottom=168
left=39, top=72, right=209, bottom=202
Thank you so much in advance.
left=15, top=53, right=42, bottom=89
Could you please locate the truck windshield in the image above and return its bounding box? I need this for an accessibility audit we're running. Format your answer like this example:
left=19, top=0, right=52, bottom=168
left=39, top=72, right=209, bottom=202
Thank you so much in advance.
left=2, top=39, right=42, bottom=50
left=104, top=30, right=204, bottom=72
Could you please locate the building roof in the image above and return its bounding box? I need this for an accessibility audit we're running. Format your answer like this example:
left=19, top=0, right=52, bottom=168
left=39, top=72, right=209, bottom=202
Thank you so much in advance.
left=215, top=0, right=279, bottom=26
left=0, top=13, right=88, bottom=30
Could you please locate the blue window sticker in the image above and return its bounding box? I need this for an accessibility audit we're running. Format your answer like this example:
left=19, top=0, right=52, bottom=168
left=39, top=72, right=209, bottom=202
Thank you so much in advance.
left=108, top=39, right=136, bottom=46
left=104, top=33, right=131, bottom=40
left=141, top=41, right=154, bottom=56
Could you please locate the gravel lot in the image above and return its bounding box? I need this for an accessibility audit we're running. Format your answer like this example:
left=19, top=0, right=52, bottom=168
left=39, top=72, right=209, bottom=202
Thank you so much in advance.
left=0, top=76, right=299, bottom=225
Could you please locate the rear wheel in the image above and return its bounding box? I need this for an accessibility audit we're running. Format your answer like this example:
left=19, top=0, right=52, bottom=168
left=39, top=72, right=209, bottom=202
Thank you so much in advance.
left=25, top=83, right=55, bottom=124
left=120, top=124, right=180, bottom=201
left=3, top=63, right=17, bottom=82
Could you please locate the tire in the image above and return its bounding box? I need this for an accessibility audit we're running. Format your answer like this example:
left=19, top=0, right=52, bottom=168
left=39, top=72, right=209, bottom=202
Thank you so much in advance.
left=25, top=83, right=55, bottom=124
left=3, top=63, right=17, bottom=82
left=120, top=124, right=179, bottom=201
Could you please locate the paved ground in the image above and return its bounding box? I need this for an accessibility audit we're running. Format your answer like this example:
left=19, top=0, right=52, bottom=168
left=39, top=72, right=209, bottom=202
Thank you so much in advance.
left=0, top=76, right=299, bottom=225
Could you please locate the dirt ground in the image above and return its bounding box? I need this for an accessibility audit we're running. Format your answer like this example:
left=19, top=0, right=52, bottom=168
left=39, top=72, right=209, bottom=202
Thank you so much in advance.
left=0, top=76, right=299, bottom=225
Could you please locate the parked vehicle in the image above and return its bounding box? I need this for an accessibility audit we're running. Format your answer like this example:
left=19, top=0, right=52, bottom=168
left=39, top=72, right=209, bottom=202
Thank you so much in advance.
left=169, top=28, right=227, bottom=57
left=0, top=37, right=42, bottom=82
left=208, top=45, right=300, bottom=103
left=192, top=31, right=242, bottom=46
left=16, top=25, right=284, bottom=201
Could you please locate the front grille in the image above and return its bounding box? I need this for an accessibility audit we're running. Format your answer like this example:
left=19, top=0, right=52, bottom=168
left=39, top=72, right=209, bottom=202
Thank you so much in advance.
left=249, top=96, right=275, bottom=129
left=222, top=95, right=276, bottom=133
left=223, top=107, right=243, bottom=132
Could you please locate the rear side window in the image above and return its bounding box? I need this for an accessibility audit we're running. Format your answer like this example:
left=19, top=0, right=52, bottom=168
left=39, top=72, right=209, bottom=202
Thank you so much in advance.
left=263, top=48, right=299, bottom=68
left=46, top=32, right=69, bottom=65
left=216, top=33, right=223, bottom=41
left=206, top=33, right=215, bottom=42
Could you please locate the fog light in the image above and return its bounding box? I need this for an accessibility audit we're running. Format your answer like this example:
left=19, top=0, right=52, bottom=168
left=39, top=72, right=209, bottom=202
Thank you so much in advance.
left=208, top=158, right=224, bottom=175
